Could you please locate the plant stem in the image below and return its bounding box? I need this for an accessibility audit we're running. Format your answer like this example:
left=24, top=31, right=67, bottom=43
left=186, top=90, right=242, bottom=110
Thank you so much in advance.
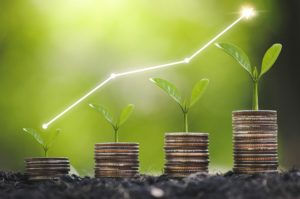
left=44, top=149, right=48, bottom=157
left=252, top=81, right=259, bottom=110
left=114, top=129, right=119, bottom=143
left=184, top=112, right=188, bottom=132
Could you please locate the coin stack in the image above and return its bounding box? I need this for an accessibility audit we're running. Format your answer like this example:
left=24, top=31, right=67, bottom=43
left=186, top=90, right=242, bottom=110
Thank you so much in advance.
left=233, top=110, right=278, bottom=174
left=25, top=157, right=70, bottom=181
left=94, top=143, right=139, bottom=178
left=164, top=133, right=209, bottom=177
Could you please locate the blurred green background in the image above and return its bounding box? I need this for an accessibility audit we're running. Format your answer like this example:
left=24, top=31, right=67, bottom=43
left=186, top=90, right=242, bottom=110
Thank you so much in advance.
left=1, top=0, right=296, bottom=175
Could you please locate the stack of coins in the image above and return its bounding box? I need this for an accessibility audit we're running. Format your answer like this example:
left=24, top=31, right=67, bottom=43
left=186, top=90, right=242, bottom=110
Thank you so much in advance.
left=233, top=110, right=278, bottom=174
left=25, top=157, right=70, bottom=181
left=164, top=133, right=209, bottom=177
left=94, top=143, right=139, bottom=178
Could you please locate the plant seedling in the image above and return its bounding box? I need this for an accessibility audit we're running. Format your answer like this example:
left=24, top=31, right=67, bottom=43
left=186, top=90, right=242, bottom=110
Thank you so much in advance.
left=22, top=128, right=60, bottom=157
left=150, top=78, right=209, bottom=132
left=89, top=104, right=135, bottom=142
left=215, top=42, right=282, bottom=110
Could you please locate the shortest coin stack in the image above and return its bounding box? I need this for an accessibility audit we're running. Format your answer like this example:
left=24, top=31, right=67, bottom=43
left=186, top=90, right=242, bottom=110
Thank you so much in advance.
left=164, top=133, right=209, bottom=177
left=25, top=157, right=70, bottom=181
left=94, top=143, right=139, bottom=178
left=233, top=110, right=278, bottom=174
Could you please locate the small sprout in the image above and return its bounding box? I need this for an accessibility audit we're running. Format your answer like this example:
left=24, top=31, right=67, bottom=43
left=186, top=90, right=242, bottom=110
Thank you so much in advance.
left=150, top=78, right=209, bottom=132
left=22, top=128, right=60, bottom=157
left=215, top=42, right=282, bottom=110
left=89, top=104, right=135, bottom=142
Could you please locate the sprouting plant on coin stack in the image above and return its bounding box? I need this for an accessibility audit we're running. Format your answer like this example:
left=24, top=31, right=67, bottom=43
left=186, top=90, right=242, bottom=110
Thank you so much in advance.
left=89, top=104, right=135, bottom=142
left=215, top=42, right=282, bottom=110
left=22, top=128, right=60, bottom=157
left=150, top=78, right=209, bottom=132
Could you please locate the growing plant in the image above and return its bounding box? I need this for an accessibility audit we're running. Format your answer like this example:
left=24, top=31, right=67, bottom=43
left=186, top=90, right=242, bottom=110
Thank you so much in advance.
left=22, top=128, right=60, bottom=157
left=150, top=78, right=209, bottom=132
left=215, top=42, right=282, bottom=110
left=89, top=104, right=135, bottom=142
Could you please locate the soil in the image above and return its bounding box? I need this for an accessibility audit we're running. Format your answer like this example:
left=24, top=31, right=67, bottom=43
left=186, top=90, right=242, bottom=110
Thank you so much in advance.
left=1, top=169, right=300, bottom=199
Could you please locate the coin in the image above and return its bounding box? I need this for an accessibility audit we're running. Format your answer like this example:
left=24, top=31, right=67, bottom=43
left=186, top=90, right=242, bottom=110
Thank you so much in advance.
left=166, top=159, right=209, bottom=163
left=232, top=110, right=279, bottom=174
left=25, top=157, right=70, bottom=181
left=94, top=142, right=140, bottom=178
left=164, top=132, right=209, bottom=177
left=95, top=169, right=139, bottom=178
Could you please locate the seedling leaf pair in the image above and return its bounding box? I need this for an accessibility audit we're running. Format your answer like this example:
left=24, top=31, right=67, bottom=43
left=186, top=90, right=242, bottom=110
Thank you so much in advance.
left=22, top=128, right=60, bottom=157
left=89, top=104, right=135, bottom=142
left=215, top=42, right=282, bottom=110
left=215, top=43, right=282, bottom=80
left=150, top=78, right=209, bottom=132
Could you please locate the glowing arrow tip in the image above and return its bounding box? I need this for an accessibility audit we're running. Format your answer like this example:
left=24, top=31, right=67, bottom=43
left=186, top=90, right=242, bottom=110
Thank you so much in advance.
left=241, top=6, right=255, bottom=19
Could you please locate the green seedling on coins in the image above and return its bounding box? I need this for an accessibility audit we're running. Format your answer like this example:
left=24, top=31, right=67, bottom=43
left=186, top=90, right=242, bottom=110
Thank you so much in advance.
left=150, top=78, right=209, bottom=132
left=89, top=104, right=135, bottom=142
left=215, top=42, right=282, bottom=110
left=22, top=128, right=60, bottom=157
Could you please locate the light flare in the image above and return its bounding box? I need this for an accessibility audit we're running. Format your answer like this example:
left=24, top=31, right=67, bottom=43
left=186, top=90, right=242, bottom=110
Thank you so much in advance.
left=241, top=6, right=255, bottom=19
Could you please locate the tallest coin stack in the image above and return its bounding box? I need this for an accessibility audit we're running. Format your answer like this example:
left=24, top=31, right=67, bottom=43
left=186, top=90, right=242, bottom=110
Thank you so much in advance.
left=232, top=110, right=278, bottom=174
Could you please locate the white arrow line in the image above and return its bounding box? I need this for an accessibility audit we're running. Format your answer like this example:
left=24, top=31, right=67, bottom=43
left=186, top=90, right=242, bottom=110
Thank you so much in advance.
left=42, top=13, right=248, bottom=129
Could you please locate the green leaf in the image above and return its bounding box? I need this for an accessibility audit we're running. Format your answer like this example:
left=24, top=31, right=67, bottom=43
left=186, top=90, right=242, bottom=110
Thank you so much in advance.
left=190, top=78, right=209, bottom=108
left=150, top=78, right=182, bottom=106
left=46, top=129, right=60, bottom=149
left=22, top=128, right=44, bottom=146
left=89, top=104, right=115, bottom=126
left=215, top=43, right=252, bottom=77
left=118, top=104, right=135, bottom=127
left=260, top=43, right=282, bottom=77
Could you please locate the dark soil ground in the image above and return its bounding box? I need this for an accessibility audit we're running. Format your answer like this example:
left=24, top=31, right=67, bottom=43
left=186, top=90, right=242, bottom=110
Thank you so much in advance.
left=1, top=170, right=300, bottom=199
